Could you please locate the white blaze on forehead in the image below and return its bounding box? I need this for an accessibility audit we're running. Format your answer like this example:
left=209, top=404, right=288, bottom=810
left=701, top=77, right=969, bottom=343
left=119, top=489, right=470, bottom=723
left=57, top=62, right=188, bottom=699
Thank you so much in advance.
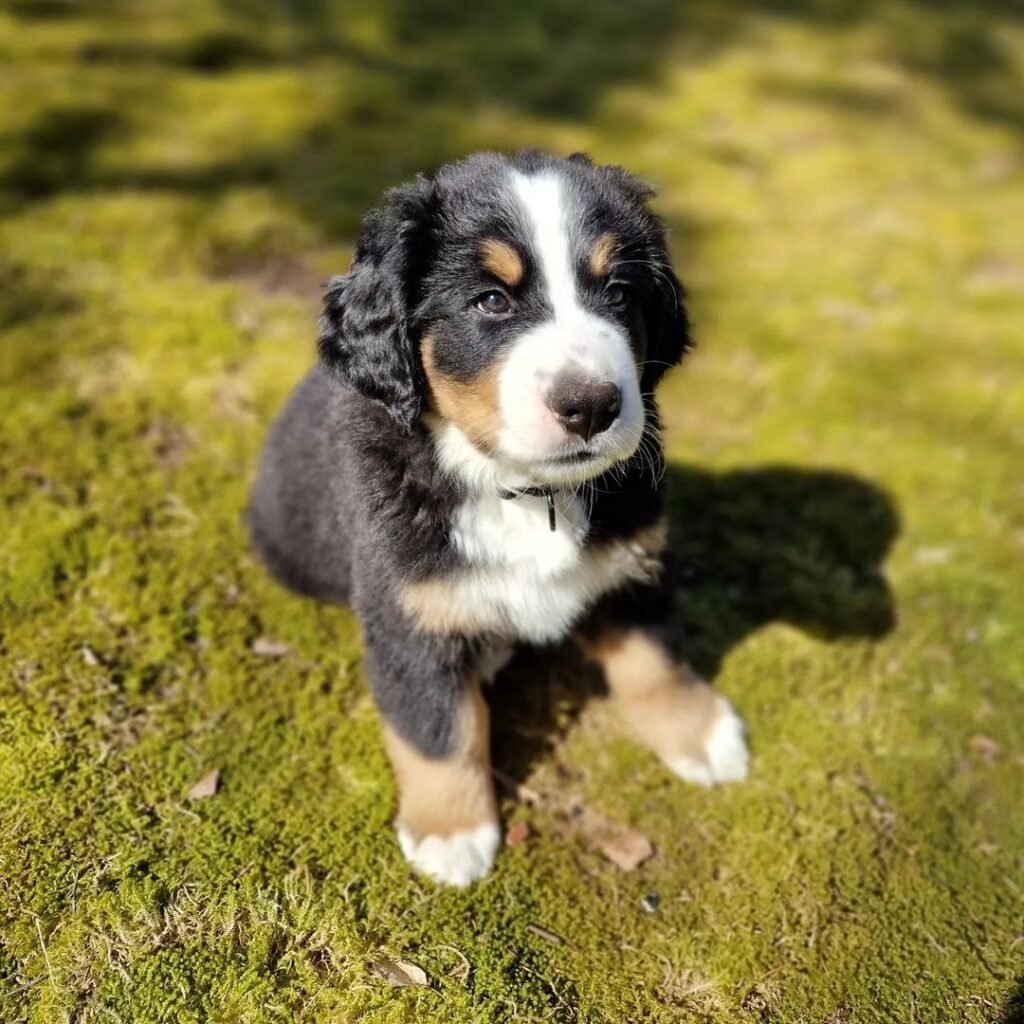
left=509, top=170, right=582, bottom=319
left=488, top=167, right=645, bottom=476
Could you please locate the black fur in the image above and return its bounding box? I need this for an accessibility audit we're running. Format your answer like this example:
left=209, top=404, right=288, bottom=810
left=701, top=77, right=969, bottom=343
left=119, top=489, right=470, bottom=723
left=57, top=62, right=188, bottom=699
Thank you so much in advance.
left=249, top=150, right=690, bottom=760
left=248, top=368, right=473, bottom=755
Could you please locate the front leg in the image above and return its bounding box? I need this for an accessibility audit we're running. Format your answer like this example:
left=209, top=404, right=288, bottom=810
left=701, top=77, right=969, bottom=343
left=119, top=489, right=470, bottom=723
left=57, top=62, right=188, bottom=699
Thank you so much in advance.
left=580, top=581, right=749, bottom=786
left=384, top=679, right=499, bottom=886
left=361, top=604, right=499, bottom=886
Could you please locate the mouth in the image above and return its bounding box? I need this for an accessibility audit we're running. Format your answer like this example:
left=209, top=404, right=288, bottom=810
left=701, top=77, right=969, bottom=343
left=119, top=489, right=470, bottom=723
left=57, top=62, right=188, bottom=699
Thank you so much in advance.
left=525, top=444, right=632, bottom=487
left=545, top=449, right=601, bottom=466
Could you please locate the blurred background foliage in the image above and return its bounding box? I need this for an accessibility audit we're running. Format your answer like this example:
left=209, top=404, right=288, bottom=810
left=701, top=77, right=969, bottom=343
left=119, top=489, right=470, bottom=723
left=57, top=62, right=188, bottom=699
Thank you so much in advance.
left=4, top=0, right=1024, bottom=225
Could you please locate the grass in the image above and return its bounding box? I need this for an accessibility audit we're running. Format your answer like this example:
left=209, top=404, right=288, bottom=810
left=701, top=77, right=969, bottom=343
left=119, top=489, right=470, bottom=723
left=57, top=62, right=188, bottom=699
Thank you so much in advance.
left=2, top=0, right=1023, bottom=1020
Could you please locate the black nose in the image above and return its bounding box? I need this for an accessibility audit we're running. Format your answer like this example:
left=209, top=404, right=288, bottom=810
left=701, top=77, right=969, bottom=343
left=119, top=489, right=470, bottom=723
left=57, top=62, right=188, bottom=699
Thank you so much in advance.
left=546, top=377, right=621, bottom=441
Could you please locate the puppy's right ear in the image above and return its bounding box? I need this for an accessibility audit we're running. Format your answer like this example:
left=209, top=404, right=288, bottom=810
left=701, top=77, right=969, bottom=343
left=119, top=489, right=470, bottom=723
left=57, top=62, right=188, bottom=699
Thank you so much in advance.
left=318, top=176, right=435, bottom=432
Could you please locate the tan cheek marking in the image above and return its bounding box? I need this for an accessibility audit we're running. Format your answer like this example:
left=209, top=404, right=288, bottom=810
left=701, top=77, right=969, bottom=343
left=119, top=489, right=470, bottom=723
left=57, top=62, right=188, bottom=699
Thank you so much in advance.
left=479, top=238, right=524, bottom=287
left=383, top=680, right=497, bottom=841
left=421, top=334, right=504, bottom=453
left=582, top=628, right=723, bottom=763
left=589, top=232, right=617, bottom=277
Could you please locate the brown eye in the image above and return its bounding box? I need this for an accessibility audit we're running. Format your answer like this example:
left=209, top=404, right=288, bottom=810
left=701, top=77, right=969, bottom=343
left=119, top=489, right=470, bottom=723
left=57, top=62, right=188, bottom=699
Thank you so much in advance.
left=475, top=290, right=511, bottom=316
left=605, top=283, right=629, bottom=307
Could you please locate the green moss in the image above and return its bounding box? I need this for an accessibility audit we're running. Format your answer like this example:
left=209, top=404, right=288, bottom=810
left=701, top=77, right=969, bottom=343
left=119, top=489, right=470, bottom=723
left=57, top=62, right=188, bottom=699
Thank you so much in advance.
left=2, top=1, right=1023, bottom=1021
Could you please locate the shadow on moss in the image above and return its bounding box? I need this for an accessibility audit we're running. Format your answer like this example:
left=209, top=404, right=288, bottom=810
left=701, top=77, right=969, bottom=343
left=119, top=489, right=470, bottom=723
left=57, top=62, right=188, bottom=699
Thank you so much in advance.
left=3, top=0, right=1023, bottom=233
left=0, top=259, right=80, bottom=330
left=0, top=104, right=126, bottom=200
left=1004, top=978, right=1024, bottom=1024
left=77, top=29, right=279, bottom=74
left=492, top=464, right=898, bottom=786
left=668, top=464, right=898, bottom=678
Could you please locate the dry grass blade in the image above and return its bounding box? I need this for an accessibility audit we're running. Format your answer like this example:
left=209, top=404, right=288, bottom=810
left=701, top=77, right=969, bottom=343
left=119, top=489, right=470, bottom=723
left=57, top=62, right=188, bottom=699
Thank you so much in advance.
left=252, top=637, right=290, bottom=657
left=526, top=924, right=564, bottom=945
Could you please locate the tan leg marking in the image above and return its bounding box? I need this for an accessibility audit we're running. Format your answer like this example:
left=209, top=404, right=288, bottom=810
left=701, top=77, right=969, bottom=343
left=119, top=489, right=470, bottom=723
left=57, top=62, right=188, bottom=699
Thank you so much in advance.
left=384, top=680, right=497, bottom=842
left=585, top=630, right=720, bottom=759
left=589, top=232, right=617, bottom=277
left=384, top=679, right=500, bottom=885
left=479, top=238, right=524, bottom=287
left=421, top=333, right=504, bottom=453
left=583, top=629, right=749, bottom=785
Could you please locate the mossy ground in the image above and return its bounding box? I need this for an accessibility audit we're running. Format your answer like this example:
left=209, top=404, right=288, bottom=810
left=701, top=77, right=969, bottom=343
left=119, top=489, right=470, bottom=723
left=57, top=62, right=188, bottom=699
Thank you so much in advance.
left=2, top=1, right=1023, bottom=1021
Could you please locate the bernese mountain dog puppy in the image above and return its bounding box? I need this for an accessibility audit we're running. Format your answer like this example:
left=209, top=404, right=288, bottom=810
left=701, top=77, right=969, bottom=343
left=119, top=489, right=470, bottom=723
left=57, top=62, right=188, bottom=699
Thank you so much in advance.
left=248, top=150, right=748, bottom=886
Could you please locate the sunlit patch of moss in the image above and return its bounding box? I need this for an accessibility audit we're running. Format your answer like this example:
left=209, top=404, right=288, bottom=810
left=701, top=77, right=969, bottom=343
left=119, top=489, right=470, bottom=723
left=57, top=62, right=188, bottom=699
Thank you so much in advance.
left=2, top=1, right=1023, bottom=1021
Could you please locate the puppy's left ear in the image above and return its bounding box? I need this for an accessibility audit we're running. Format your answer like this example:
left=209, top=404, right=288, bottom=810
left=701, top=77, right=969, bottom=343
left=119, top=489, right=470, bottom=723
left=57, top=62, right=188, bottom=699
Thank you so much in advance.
left=639, top=243, right=692, bottom=394
left=319, top=176, right=434, bottom=431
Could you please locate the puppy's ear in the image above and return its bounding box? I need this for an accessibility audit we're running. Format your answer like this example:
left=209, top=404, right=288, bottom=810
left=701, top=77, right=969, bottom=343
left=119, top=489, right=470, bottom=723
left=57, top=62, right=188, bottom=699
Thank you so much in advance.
left=319, top=177, right=434, bottom=431
left=639, top=243, right=692, bottom=393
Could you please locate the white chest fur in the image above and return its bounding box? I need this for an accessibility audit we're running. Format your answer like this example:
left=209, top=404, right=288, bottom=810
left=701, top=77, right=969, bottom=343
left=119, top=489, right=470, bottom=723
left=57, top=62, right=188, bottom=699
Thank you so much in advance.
left=398, top=490, right=661, bottom=644
left=398, top=420, right=664, bottom=644
left=448, top=490, right=598, bottom=643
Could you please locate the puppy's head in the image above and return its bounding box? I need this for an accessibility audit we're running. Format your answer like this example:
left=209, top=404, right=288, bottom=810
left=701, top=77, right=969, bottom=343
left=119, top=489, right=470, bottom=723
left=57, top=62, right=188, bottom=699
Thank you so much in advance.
left=319, top=150, right=690, bottom=487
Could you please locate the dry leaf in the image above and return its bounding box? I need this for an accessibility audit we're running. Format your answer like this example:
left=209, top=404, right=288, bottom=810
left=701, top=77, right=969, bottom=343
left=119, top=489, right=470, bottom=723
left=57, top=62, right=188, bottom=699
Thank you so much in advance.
left=971, top=734, right=1000, bottom=760
left=252, top=637, right=290, bottom=657
left=526, top=923, right=563, bottom=945
left=81, top=645, right=100, bottom=667
left=505, top=820, right=531, bottom=847
left=600, top=830, right=655, bottom=872
left=188, top=769, right=220, bottom=800
left=369, top=958, right=429, bottom=987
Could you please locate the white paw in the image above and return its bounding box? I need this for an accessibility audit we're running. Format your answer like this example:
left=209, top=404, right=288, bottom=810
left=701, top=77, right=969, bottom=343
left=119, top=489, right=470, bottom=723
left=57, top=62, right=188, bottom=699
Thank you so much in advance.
left=668, top=697, right=749, bottom=787
left=396, top=822, right=500, bottom=887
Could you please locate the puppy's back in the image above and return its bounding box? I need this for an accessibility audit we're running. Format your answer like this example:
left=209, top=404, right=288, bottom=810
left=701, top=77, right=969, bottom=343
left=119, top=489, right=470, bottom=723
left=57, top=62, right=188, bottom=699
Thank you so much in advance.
left=247, top=366, right=355, bottom=603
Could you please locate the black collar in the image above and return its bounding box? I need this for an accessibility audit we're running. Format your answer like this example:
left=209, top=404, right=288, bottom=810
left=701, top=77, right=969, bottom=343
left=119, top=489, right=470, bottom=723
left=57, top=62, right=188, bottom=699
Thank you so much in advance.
left=498, top=485, right=558, bottom=531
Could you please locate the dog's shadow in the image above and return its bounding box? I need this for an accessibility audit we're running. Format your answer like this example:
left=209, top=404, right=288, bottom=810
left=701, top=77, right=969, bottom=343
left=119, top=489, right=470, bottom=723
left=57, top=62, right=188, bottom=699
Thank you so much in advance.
left=490, top=464, right=900, bottom=786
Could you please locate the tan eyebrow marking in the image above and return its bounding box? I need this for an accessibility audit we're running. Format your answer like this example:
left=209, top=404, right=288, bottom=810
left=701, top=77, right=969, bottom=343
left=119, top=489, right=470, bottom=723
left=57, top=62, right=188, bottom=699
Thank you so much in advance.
left=589, top=232, right=617, bottom=277
left=479, top=238, right=524, bottom=287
